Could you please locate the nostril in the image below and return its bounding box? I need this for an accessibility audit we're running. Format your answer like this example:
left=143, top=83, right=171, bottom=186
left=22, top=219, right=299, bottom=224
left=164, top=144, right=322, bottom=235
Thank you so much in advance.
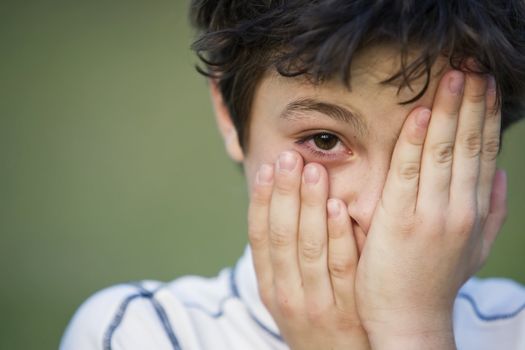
left=350, top=218, right=367, bottom=256
left=351, top=218, right=365, bottom=237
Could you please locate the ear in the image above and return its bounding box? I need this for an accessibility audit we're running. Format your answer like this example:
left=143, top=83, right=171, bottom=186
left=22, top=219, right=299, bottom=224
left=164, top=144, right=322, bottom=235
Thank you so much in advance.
left=209, top=80, right=244, bottom=162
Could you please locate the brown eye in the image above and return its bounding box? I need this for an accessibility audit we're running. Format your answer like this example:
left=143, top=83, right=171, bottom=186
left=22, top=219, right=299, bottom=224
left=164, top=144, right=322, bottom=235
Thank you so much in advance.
left=313, top=133, right=339, bottom=150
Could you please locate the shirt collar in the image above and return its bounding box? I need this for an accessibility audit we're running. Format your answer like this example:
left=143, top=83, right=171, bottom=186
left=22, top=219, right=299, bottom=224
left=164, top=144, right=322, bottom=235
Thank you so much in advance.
left=232, top=245, right=283, bottom=341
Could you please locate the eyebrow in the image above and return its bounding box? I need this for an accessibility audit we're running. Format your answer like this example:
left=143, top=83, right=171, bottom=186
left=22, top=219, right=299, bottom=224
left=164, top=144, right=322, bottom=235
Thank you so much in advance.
left=278, top=97, right=368, bottom=137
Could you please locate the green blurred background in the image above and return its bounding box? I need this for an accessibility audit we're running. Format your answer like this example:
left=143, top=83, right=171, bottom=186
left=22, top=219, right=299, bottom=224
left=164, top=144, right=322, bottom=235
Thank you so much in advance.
left=0, top=1, right=523, bottom=349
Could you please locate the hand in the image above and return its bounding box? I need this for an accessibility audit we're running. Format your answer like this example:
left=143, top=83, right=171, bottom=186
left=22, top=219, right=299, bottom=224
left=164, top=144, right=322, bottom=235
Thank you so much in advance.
left=248, top=152, right=370, bottom=349
left=355, top=70, right=507, bottom=349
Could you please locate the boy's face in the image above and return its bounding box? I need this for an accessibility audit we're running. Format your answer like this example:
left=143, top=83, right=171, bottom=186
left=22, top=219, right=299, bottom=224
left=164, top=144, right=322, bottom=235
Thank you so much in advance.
left=235, top=47, right=448, bottom=251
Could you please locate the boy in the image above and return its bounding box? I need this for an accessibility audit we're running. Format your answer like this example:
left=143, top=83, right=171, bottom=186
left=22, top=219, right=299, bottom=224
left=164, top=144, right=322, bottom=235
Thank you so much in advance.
left=61, top=0, right=525, bottom=349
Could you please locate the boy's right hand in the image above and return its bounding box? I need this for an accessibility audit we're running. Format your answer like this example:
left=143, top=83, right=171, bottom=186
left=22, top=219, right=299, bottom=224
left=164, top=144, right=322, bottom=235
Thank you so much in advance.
left=248, top=151, right=370, bottom=350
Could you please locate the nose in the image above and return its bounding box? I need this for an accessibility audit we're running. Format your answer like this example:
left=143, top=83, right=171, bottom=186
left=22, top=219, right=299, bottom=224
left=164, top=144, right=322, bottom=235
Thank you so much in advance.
left=344, top=165, right=388, bottom=235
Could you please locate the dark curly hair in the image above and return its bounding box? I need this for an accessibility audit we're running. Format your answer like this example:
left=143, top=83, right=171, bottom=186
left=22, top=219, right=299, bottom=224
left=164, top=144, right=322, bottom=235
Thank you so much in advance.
left=190, top=0, right=525, bottom=151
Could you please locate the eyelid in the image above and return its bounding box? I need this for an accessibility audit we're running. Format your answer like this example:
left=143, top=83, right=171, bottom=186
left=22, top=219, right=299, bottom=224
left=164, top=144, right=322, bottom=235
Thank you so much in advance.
left=294, top=131, right=353, bottom=160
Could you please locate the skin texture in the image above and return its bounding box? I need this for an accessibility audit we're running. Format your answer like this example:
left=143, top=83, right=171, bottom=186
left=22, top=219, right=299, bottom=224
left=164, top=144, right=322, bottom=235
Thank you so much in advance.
left=210, top=47, right=507, bottom=349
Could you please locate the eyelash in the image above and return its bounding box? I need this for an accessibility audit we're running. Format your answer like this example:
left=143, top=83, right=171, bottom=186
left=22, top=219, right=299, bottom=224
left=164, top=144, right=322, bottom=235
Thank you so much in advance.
left=294, top=132, right=352, bottom=160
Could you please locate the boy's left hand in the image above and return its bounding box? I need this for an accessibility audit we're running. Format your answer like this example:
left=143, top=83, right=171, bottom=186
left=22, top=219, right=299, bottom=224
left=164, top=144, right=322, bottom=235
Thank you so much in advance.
left=355, top=70, right=507, bottom=349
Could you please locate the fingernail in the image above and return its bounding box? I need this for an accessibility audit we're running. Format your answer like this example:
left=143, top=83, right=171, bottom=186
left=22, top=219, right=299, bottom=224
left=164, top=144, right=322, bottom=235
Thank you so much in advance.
left=416, top=109, right=431, bottom=128
left=304, top=164, right=320, bottom=184
left=487, top=75, right=496, bottom=93
left=278, top=151, right=297, bottom=172
left=256, top=164, right=273, bottom=185
left=327, top=199, right=340, bottom=218
left=449, top=72, right=464, bottom=94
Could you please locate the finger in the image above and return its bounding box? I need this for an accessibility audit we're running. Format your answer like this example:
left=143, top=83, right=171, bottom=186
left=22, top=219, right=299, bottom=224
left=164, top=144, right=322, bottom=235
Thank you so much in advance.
left=298, top=163, right=332, bottom=310
left=327, top=198, right=358, bottom=312
left=478, top=76, right=501, bottom=219
left=248, top=163, right=275, bottom=301
left=269, top=151, right=304, bottom=294
left=480, top=169, right=507, bottom=262
left=450, top=73, right=488, bottom=208
left=418, top=71, right=463, bottom=210
left=381, top=107, right=431, bottom=217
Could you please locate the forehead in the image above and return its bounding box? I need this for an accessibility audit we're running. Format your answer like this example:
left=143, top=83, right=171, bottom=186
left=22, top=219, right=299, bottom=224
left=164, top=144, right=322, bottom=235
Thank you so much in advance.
left=251, top=46, right=448, bottom=143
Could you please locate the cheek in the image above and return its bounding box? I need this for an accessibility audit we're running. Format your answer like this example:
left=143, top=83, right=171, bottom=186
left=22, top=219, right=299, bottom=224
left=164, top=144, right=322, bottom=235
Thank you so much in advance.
left=243, top=137, right=294, bottom=190
left=324, top=156, right=389, bottom=205
left=325, top=164, right=362, bottom=200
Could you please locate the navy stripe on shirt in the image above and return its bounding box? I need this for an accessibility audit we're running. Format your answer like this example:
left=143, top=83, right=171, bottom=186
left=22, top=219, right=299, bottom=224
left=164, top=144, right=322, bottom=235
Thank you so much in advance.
left=457, top=292, right=525, bottom=322
left=180, top=266, right=284, bottom=343
left=103, top=282, right=182, bottom=350
left=229, top=264, right=284, bottom=342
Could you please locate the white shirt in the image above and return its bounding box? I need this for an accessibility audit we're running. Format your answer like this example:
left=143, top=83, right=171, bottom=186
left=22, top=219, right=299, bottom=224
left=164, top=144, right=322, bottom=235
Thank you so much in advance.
left=60, top=246, right=525, bottom=350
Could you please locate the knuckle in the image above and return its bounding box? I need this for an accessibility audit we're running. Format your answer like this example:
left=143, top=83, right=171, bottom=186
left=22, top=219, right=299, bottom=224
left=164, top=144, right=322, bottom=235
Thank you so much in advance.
left=456, top=208, right=477, bottom=235
left=274, top=177, right=298, bottom=196
left=300, top=239, right=324, bottom=262
left=334, top=311, right=361, bottom=331
left=397, top=219, right=417, bottom=236
left=459, top=132, right=482, bottom=157
left=300, top=192, right=322, bottom=208
left=306, top=303, right=327, bottom=325
left=465, top=91, right=486, bottom=104
left=432, top=141, right=454, bottom=165
left=486, top=105, right=499, bottom=119
left=275, top=290, right=297, bottom=318
left=397, top=161, right=420, bottom=180
left=328, top=256, right=354, bottom=278
left=328, top=226, right=345, bottom=239
left=419, top=214, right=444, bottom=237
left=248, top=224, right=267, bottom=249
left=250, top=184, right=271, bottom=205
left=269, top=223, right=293, bottom=248
left=442, top=108, right=459, bottom=120
left=481, top=137, right=500, bottom=161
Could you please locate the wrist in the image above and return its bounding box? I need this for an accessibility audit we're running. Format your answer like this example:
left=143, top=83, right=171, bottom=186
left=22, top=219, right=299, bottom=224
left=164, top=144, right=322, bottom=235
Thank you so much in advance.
left=286, top=326, right=371, bottom=350
left=364, top=310, right=455, bottom=350
left=343, top=326, right=371, bottom=350
left=369, top=330, right=456, bottom=350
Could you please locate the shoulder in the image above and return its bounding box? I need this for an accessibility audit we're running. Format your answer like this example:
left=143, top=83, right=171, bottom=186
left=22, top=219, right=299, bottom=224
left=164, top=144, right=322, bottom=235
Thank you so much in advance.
left=59, top=269, right=237, bottom=350
left=453, top=277, right=525, bottom=349
left=60, top=280, right=185, bottom=350
left=456, top=277, right=525, bottom=320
